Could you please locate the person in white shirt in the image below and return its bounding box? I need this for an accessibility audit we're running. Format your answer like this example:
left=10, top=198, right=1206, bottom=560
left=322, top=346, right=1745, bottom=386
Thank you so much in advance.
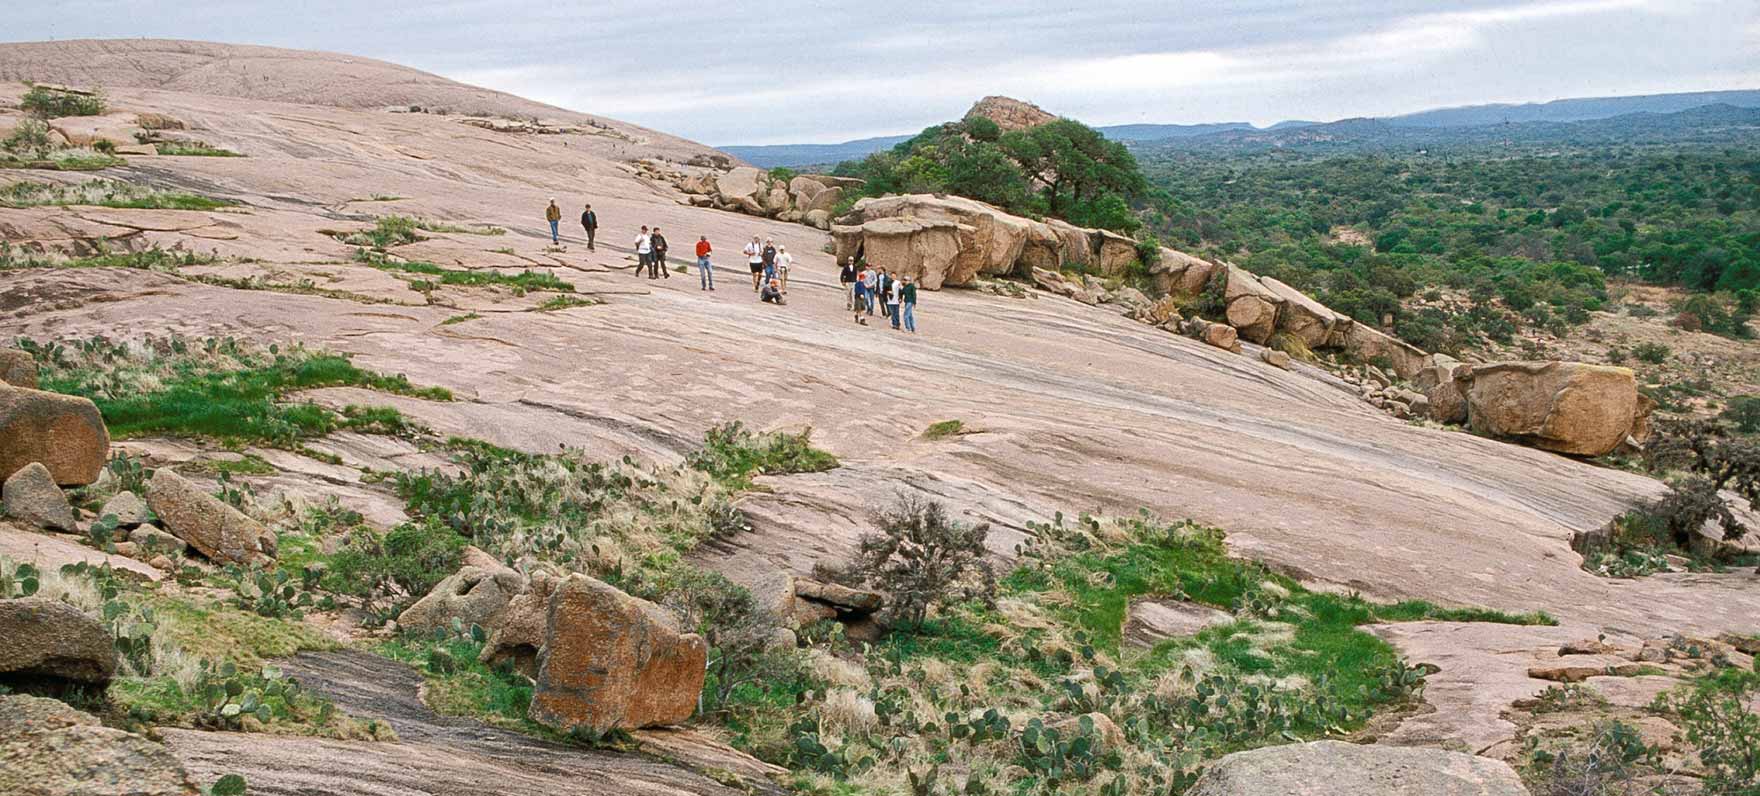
left=861, top=266, right=878, bottom=315
left=744, top=236, right=764, bottom=291
left=633, top=226, right=652, bottom=278
left=774, top=246, right=794, bottom=293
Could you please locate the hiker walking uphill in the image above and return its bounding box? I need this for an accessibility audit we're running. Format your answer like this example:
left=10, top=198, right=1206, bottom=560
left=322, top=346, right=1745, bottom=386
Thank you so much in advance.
left=579, top=204, right=597, bottom=251
left=695, top=235, right=714, bottom=291
left=545, top=199, right=562, bottom=245
left=648, top=227, right=670, bottom=279
left=744, top=235, right=764, bottom=291
left=633, top=225, right=652, bottom=277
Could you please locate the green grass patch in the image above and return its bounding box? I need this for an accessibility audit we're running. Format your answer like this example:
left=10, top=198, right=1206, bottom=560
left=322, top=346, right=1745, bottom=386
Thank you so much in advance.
left=22, top=335, right=449, bottom=447
left=686, top=421, right=839, bottom=490
left=534, top=295, right=598, bottom=311
left=367, top=258, right=572, bottom=292
left=0, top=150, right=126, bottom=171
left=440, top=313, right=481, bottom=325
left=0, top=179, right=229, bottom=210
left=154, top=141, right=243, bottom=157
left=20, top=85, right=105, bottom=117
left=412, top=218, right=506, bottom=236
left=921, top=419, right=965, bottom=440
left=375, top=634, right=556, bottom=736
left=0, top=243, right=218, bottom=272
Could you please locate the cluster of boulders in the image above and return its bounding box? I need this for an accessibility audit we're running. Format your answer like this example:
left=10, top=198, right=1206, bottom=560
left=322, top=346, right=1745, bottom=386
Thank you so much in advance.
left=0, top=91, right=190, bottom=156
left=1526, top=633, right=1754, bottom=685
left=400, top=554, right=705, bottom=734
left=655, top=164, right=862, bottom=230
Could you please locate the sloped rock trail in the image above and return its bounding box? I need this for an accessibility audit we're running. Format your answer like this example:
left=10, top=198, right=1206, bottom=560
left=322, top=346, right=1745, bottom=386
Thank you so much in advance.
left=164, top=650, right=769, bottom=796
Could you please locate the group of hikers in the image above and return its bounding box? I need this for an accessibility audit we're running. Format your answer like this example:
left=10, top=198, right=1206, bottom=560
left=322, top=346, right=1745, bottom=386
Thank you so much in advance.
left=541, top=199, right=917, bottom=330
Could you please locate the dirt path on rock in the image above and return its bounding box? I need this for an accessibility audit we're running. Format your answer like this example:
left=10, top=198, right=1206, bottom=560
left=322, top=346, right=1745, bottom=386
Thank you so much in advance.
left=163, top=651, right=774, bottom=796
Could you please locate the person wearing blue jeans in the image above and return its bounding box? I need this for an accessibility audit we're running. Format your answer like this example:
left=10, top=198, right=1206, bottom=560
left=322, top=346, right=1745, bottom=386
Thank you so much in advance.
left=544, top=198, right=561, bottom=244
left=887, top=275, right=902, bottom=329
left=900, top=276, right=917, bottom=333
left=695, top=235, right=714, bottom=290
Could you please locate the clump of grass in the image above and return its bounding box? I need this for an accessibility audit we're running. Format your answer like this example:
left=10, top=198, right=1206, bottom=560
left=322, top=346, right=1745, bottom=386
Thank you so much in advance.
left=921, top=419, right=965, bottom=440
left=0, top=179, right=230, bottom=210
left=412, top=218, right=506, bottom=236
left=376, top=632, right=552, bottom=736
left=0, top=147, right=126, bottom=171
left=0, top=242, right=218, bottom=272
left=366, top=258, right=573, bottom=293
left=20, top=335, right=449, bottom=446
left=440, top=313, right=481, bottom=325
left=20, top=85, right=105, bottom=117
left=154, top=141, right=243, bottom=157
left=1268, top=332, right=1317, bottom=363
left=328, top=216, right=424, bottom=248
left=686, top=421, right=839, bottom=490
left=534, top=295, right=598, bottom=312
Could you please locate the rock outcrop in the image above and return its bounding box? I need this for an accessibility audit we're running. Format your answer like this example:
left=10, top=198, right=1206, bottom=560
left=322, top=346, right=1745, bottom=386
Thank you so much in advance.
left=0, top=384, right=109, bottom=486
left=480, top=570, right=559, bottom=677
left=3, top=462, right=76, bottom=532
left=1416, top=356, right=1473, bottom=424
left=1222, top=265, right=1284, bottom=345
left=98, top=491, right=153, bottom=527
left=964, top=95, right=1057, bottom=132
left=0, top=693, right=198, bottom=796
left=669, top=169, right=860, bottom=229
left=1188, top=740, right=1530, bottom=796
left=0, top=349, right=35, bottom=388
left=1467, top=362, right=1647, bottom=457
left=144, top=469, right=276, bottom=564
left=529, top=574, right=707, bottom=734
left=397, top=562, right=526, bottom=636
left=0, top=598, right=117, bottom=683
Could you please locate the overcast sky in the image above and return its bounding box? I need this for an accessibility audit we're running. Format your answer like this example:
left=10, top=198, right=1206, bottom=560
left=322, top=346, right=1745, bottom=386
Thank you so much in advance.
left=10, top=0, right=1759, bottom=145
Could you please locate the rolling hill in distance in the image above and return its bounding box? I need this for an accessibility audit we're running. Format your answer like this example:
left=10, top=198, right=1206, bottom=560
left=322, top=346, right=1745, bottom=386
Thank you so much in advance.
left=721, top=88, right=1760, bottom=167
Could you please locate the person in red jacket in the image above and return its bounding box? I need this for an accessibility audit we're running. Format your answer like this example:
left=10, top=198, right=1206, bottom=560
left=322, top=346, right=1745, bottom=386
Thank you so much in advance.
left=695, top=235, right=714, bottom=291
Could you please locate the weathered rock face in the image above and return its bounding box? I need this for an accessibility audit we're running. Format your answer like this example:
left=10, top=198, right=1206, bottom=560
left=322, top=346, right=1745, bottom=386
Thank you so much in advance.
left=0, top=598, right=117, bottom=683
left=98, top=490, right=153, bottom=527
left=0, top=384, right=109, bottom=486
left=964, top=95, right=1057, bottom=132
left=833, top=216, right=964, bottom=290
left=673, top=168, right=861, bottom=224
left=144, top=469, right=276, bottom=564
left=1468, top=362, right=1643, bottom=457
left=1260, top=276, right=1342, bottom=349
left=529, top=574, right=707, bottom=733
left=1341, top=322, right=1430, bottom=380
left=3, top=462, right=76, bottom=532
left=0, top=349, right=35, bottom=388
left=1222, top=266, right=1282, bottom=345
left=1416, top=356, right=1473, bottom=425
left=1123, top=599, right=1234, bottom=648
left=1188, top=740, right=1530, bottom=796
left=397, top=564, right=526, bottom=636
left=480, top=570, right=558, bottom=677
left=0, top=693, right=198, bottom=796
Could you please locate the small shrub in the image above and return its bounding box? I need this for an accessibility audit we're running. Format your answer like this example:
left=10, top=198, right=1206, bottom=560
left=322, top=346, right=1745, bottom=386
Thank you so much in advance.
left=1662, top=668, right=1760, bottom=794
left=1720, top=395, right=1760, bottom=434
left=2, top=119, right=54, bottom=160
left=1632, top=342, right=1670, bottom=364
left=154, top=141, right=243, bottom=157
left=1642, top=419, right=1760, bottom=548
left=20, top=85, right=105, bottom=118
left=922, top=420, right=965, bottom=440
left=1528, top=720, right=1662, bottom=796
left=321, top=521, right=468, bottom=622
left=822, top=495, right=996, bottom=628
left=686, top=421, right=838, bottom=490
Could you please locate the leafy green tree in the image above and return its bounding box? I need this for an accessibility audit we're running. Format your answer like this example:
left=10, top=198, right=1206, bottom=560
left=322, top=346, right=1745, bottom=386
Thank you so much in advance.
left=1000, top=119, right=1147, bottom=223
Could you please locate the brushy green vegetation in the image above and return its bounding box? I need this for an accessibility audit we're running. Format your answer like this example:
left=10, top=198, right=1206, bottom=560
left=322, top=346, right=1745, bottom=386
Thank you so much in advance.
left=833, top=116, right=1148, bottom=233
left=922, top=419, right=966, bottom=440
left=1585, top=417, right=1760, bottom=577
left=1657, top=667, right=1760, bottom=795
left=19, top=85, right=106, bottom=117
left=329, top=215, right=504, bottom=249
left=377, top=630, right=557, bottom=737
left=685, top=421, right=840, bottom=490
left=0, top=242, right=218, bottom=272
left=19, top=335, right=449, bottom=446
left=0, top=179, right=231, bottom=210
left=729, top=510, right=1550, bottom=795
left=440, top=313, right=482, bottom=325
left=412, top=218, right=506, bottom=236
left=533, top=295, right=598, bottom=312
left=154, top=141, right=243, bottom=157
left=362, top=255, right=573, bottom=293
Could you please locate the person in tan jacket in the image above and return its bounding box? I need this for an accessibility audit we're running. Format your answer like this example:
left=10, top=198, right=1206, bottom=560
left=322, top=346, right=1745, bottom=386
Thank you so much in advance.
left=544, top=198, right=562, bottom=244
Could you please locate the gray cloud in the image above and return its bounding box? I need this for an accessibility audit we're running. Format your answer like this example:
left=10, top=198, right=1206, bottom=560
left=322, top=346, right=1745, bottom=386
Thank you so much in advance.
left=8, top=0, right=1758, bottom=144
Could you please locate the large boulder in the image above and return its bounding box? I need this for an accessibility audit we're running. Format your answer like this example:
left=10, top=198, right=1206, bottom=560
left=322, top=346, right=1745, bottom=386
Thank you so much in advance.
left=1341, top=323, right=1430, bottom=380
left=1467, top=362, right=1643, bottom=457
left=0, top=385, right=109, bottom=486
left=845, top=194, right=1045, bottom=282
left=0, top=350, right=35, bottom=388
left=47, top=113, right=143, bottom=148
left=397, top=564, right=526, bottom=636
left=480, top=570, right=559, bottom=677
left=529, top=574, right=708, bottom=733
left=840, top=216, right=965, bottom=290
left=0, top=598, right=116, bottom=683
left=714, top=167, right=767, bottom=215
left=1153, top=248, right=1220, bottom=297
left=3, top=462, right=76, bottom=532
left=0, top=694, right=198, bottom=796
left=1223, top=266, right=1282, bottom=345
left=1416, top=356, right=1473, bottom=425
left=143, top=469, right=275, bottom=564
left=1260, top=277, right=1342, bottom=349
left=965, top=96, right=1057, bottom=132
left=1094, top=229, right=1140, bottom=277
left=1188, top=740, right=1530, bottom=796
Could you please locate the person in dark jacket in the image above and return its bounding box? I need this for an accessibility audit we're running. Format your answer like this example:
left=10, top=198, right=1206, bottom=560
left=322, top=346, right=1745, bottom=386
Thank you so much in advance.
left=579, top=204, right=598, bottom=251
left=648, top=227, right=670, bottom=278
left=839, top=260, right=858, bottom=310
left=900, top=276, right=918, bottom=332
